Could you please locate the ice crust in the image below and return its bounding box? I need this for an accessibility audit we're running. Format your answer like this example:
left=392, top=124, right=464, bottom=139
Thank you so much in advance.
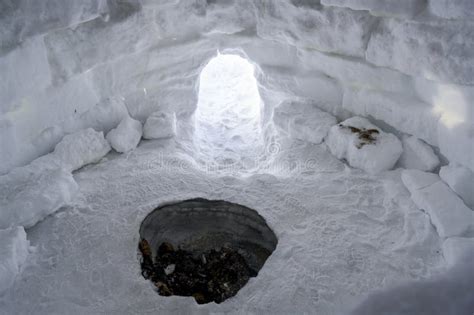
left=325, top=117, right=403, bottom=174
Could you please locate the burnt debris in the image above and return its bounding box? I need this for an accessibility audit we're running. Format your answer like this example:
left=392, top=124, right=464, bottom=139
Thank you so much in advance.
left=139, top=239, right=256, bottom=304
left=338, top=124, right=380, bottom=149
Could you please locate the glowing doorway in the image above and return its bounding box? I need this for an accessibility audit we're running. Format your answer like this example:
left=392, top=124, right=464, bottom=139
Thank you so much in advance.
left=194, top=54, right=263, bottom=166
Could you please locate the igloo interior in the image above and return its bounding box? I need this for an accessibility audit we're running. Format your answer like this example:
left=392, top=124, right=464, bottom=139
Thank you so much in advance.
left=1, top=0, right=474, bottom=314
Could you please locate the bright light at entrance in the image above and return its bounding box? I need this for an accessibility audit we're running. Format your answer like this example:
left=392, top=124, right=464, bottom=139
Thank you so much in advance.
left=195, top=54, right=263, bottom=163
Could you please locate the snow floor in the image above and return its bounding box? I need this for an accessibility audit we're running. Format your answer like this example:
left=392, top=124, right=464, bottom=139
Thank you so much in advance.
left=0, top=137, right=446, bottom=314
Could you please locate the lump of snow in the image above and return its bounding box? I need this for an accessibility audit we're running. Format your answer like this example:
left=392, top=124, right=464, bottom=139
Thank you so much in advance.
left=31, top=97, right=128, bottom=160
left=106, top=116, right=143, bottom=153
left=0, top=128, right=108, bottom=230
left=77, top=97, right=129, bottom=134
left=401, top=170, right=474, bottom=238
left=289, top=109, right=337, bottom=145
left=274, top=100, right=337, bottom=144
left=325, top=116, right=402, bottom=174
left=440, top=164, right=474, bottom=209
left=143, top=111, right=176, bottom=140
left=398, top=136, right=440, bottom=172
left=321, top=0, right=426, bottom=18
left=0, top=227, right=29, bottom=296
left=0, top=168, right=78, bottom=229
left=49, top=128, right=111, bottom=172
left=443, top=237, right=474, bottom=267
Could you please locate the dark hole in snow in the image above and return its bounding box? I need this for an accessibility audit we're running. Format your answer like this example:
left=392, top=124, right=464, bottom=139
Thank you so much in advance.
left=138, top=198, right=278, bottom=304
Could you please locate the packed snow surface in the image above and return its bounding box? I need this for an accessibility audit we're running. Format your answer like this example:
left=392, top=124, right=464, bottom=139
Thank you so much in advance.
left=0, top=139, right=446, bottom=314
left=0, top=227, right=29, bottom=296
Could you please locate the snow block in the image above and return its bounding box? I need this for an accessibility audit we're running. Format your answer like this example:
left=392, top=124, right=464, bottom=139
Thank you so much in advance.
left=77, top=97, right=129, bottom=134
left=430, top=0, right=474, bottom=20
left=440, top=164, right=474, bottom=210
left=401, top=169, right=439, bottom=192
left=442, top=237, right=474, bottom=267
left=106, top=116, right=143, bottom=153
left=143, top=111, right=176, bottom=140
left=0, top=227, right=29, bottom=296
left=401, top=170, right=474, bottom=238
left=321, top=0, right=426, bottom=18
left=260, top=69, right=345, bottom=119
left=289, top=110, right=337, bottom=145
left=325, top=117, right=402, bottom=174
left=274, top=100, right=337, bottom=144
left=31, top=97, right=127, bottom=160
left=437, top=118, right=474, bottom=173
left=398, top=136, right=440, bottom=171
left=0, top=168, right=78, bottom=229
left=366, top=19, right=474, bottom=85
left=0, top=37, right=51, bottom=114
left=0, top=0, right=107, bottom=54
left=44, top=10, right=157, bottom=83
left=298, top=49, right=413, bottom=96
left=256, top=1, right=376, bottom=57
left=51, top=128, right=111, bottom=172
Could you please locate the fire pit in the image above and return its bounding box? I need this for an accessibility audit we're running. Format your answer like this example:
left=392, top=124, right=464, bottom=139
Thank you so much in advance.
left=138, top=198, right=278, bottom=304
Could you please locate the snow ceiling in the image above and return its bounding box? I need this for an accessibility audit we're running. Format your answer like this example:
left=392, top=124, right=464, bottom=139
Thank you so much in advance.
left=0, top=0, right=473, bottom=314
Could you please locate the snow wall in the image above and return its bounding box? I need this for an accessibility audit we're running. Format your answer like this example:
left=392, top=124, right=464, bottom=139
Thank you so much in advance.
left=1, top=0, right=473, bottom=174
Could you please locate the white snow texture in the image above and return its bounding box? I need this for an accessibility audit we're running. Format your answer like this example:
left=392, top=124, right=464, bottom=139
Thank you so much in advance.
left=106, top=116, right=143, bottom=153
left=143, top=111, right=177, bottom=140
left=0, top=0, right=473, bottom=314
left=0, top=227, right=29, bottom=296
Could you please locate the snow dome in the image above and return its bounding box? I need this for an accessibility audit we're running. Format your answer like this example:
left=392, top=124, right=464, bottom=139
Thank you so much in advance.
left=0, top=0, right=473, bottom=314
